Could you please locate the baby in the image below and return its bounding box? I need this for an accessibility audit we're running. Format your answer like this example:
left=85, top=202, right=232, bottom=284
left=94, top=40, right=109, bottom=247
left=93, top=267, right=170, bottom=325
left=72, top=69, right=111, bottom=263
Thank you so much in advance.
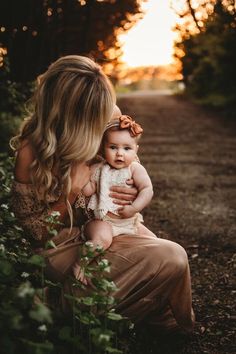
left=73, top=114, right=153, bottom=281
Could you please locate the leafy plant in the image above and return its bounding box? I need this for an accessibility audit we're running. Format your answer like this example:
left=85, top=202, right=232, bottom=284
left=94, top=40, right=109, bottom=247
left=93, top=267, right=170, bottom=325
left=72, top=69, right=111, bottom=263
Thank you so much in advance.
left=0, top=154, right=128, bottom=354
left=174, top=1, right=236, bottom=109
left=0, top=55, right=34, bottom=153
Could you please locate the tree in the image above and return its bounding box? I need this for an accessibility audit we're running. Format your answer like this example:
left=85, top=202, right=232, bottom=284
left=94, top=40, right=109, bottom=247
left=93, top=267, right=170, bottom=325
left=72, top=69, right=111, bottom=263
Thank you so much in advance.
left=172, top=0, right=236, bottom=107
left=0, top=0, right=144, bottom=82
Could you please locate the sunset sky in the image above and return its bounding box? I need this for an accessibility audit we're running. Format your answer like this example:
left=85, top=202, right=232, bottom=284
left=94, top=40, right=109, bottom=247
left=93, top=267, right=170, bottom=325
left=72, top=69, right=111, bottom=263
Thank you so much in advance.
left=119, top=0, right=179, bottom=67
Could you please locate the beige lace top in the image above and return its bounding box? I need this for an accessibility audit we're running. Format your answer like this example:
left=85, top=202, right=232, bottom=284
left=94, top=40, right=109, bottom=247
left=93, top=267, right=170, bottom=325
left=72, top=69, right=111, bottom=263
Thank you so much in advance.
left=87, top=162, right=132, bottom=219
left=11, top=180, right=87, bottom=244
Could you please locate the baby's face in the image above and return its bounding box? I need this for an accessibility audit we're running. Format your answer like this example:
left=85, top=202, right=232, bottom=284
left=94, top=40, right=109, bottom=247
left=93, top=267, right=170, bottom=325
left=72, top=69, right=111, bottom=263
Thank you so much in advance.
left=104, top=129, right=138, bottom=169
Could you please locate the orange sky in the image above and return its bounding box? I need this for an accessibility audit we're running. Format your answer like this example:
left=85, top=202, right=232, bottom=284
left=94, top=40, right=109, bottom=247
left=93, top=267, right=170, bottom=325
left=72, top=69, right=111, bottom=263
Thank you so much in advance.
left=119, top=0, right=179, bottom=67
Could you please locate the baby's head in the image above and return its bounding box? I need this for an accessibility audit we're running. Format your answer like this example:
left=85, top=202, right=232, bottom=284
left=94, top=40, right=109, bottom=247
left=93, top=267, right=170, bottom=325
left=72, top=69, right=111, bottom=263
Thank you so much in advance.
left=101, top=115, right=143, bottom=169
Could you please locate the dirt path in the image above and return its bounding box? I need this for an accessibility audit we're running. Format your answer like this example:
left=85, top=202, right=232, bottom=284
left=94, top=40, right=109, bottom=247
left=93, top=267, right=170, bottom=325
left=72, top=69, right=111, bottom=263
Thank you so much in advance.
left=117, top=92, right=236, bottom=354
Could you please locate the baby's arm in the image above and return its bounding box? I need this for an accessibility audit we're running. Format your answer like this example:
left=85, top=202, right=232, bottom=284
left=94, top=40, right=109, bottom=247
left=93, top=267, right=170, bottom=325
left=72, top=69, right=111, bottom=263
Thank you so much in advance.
left=118, top=162, right=153, bottom=218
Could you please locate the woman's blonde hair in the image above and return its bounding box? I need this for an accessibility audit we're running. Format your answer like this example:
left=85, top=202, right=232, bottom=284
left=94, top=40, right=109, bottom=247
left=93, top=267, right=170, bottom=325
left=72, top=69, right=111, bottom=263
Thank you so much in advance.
left=11, top=55, right=115, bottom=223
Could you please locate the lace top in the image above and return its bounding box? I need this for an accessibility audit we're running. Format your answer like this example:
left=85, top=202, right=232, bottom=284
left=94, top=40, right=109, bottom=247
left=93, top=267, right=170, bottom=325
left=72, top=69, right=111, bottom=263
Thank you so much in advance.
left=87, top=162, right=132, bottom=219
left=11, top=181, right=86, bottom=244
left=10, top=181, right=61, bottom=242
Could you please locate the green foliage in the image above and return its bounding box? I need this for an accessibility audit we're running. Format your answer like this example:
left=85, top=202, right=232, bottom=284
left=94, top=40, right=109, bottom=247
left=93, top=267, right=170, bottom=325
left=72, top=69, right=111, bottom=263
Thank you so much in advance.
left=0, top=57, right=34, bottom=114
left=176, top=1, right=236, bottom=108
left=0, top=56, right=34, bottom=153
left=0, top=111, right=22, bottom=153
left=0, top=154, right=129, bottom=354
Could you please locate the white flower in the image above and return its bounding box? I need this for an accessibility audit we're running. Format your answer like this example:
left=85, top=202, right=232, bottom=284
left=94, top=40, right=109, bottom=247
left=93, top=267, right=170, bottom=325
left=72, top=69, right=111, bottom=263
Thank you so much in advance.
left=1, top=204, right=9, bottom=210
left=38, top=324, right=47, bottom=332
left=51, top=211, right=60, bottom=217
left=85, top=241, right=94, bottom=248
left=21, top=272, right=30, bottom=278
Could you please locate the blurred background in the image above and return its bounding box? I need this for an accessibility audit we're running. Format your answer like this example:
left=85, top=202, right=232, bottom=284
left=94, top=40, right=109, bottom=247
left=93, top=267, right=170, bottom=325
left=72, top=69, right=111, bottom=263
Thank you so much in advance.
left=1, top=0, right=236, bottom=107
left=0, top=3, right=235, bottom=353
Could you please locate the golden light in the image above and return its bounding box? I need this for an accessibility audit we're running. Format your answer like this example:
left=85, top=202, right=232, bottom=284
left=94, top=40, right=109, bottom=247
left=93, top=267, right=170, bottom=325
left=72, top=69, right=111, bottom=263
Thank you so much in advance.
left=0, top=47, right=7, bottom=67
left=119, top=0, right=179, bottom=68
left=47, top=8, right=53, bottom=16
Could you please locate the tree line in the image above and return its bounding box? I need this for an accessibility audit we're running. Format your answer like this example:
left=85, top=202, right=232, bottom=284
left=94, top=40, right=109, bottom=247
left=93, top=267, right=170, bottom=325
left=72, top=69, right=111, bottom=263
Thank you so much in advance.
left=0, top=0, right=143, bottom=81
left=173, top=0, right=236, bottom=108
left=1, top=0, right=235, bottom=112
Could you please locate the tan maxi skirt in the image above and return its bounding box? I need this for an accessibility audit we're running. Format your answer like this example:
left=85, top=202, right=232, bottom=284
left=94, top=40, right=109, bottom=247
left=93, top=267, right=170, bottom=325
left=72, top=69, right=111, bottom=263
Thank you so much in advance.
left=41, top=227, right=195, bottom=333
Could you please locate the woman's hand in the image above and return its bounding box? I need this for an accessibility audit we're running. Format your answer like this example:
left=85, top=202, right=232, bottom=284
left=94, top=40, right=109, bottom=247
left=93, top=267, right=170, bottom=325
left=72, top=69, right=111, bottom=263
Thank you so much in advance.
left=70, top=162, right=91, bottom=196
left=110, top=179, right=138, bottom=206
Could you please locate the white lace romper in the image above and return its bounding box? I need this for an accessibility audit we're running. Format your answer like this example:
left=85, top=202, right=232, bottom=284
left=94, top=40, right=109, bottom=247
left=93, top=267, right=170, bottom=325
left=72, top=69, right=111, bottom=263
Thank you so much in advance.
left=87, top=162, right=143, bottom=236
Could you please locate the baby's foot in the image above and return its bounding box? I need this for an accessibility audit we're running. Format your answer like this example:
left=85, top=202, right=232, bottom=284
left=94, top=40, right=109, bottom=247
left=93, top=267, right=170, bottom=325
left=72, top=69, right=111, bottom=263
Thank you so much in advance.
left=73, top=263, right=88, bottom=285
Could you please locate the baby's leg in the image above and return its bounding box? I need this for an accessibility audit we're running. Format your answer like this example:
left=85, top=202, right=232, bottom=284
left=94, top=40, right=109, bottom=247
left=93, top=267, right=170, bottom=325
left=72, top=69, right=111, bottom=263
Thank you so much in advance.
left=84, top=219, right=113, bottom=251
left=73, top=220, right=113, bottom=282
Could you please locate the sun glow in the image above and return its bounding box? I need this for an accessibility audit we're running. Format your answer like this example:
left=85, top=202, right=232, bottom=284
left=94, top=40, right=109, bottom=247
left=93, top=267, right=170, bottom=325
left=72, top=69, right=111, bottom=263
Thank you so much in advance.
left=119, top=0, right=178, bottom=68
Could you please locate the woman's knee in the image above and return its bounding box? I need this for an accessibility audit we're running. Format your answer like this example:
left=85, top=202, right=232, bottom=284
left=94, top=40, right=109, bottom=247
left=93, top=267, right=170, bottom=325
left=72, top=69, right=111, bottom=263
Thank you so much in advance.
left=147, top=239, right=188, bottom=277
left=165, top=241, right=188, bottom=276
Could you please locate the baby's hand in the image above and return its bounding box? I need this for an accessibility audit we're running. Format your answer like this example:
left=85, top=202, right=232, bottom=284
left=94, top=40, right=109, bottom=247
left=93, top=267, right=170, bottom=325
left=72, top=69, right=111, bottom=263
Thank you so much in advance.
left=118, top=205, right=138, bottom=218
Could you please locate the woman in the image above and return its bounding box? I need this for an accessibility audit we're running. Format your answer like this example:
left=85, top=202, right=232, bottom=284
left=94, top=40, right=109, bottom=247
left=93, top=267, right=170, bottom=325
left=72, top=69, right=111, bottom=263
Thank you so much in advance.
left=11, top=55, right=195, bottom=333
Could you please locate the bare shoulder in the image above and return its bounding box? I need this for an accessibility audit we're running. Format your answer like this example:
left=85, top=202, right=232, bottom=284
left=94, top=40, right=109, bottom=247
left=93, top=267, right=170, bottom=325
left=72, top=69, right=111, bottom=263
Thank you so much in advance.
left=14, top=139, right=35, bottom=183
left=130, top=161, right=152, bottom=188
left=91, top=162, right=103, bottom=171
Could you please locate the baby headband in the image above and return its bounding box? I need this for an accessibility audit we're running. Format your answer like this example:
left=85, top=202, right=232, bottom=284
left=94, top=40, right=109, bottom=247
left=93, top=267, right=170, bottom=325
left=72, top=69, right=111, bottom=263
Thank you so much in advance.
left=105, top=115, right=143, bottom=137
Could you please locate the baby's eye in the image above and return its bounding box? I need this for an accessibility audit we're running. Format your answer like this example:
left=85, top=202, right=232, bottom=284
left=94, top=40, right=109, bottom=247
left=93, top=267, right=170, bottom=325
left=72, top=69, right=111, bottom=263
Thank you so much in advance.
left=124, top=147, right=131, bottom=151
left=110, top=145, right=116, bottom=150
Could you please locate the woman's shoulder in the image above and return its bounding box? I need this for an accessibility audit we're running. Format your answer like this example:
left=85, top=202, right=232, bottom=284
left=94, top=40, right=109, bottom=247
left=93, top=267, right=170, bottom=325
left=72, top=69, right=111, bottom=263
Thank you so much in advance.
left=14, top=139, right=35, bottom=184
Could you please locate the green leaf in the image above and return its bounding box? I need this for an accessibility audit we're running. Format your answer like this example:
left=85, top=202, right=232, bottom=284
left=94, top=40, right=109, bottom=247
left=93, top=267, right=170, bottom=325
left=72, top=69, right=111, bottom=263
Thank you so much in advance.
left=81, top=296, right=96, bottom=306
left=107, top=312, right=123, bottom=321
left=28, top=254, right=46, bottom=267
left=98, top=333, right=110, bottom=343
left=44, top=279, right=62, bottom=288
left=17, top=281, right=35, bottom=298
left=47, top=228, right=58, bottom=237
left=29, top=303, right=52, bottom=324
left=45, top=240, right=57, bottom=249
left=106, top=347, right=123, bottom=353
left=21, top=339, right=54, bottom=354
left=0, top=259, right=16, bottom=280
left=58, top=326, right=72, bottom=340
left=76, top=313, right=94, bottom=325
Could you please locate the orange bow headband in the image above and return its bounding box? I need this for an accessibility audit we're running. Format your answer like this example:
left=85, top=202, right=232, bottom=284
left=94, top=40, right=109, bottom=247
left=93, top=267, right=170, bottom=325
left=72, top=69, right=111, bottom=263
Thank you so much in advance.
left=106, top=115, right=143, bottom=137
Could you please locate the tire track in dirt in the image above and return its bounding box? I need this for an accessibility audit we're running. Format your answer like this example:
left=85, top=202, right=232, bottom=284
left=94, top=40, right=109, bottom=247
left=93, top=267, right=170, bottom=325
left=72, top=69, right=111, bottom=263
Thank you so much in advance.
left=117, top=92, right=236, bottom=354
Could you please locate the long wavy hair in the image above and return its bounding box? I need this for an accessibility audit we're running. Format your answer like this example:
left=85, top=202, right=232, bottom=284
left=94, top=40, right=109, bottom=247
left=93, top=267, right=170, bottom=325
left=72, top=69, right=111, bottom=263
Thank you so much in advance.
left=11, top=55, right=115, bottom=225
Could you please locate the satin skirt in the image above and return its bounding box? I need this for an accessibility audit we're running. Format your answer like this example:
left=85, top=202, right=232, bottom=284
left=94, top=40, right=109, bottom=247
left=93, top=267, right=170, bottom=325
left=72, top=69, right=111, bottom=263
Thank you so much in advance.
left=41, top=227, right=195, bottom=333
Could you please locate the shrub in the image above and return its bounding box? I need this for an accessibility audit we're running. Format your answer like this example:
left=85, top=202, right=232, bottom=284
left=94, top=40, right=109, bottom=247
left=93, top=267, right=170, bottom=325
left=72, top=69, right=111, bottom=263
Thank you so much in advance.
left=0, top=154, right=127, bottom=354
